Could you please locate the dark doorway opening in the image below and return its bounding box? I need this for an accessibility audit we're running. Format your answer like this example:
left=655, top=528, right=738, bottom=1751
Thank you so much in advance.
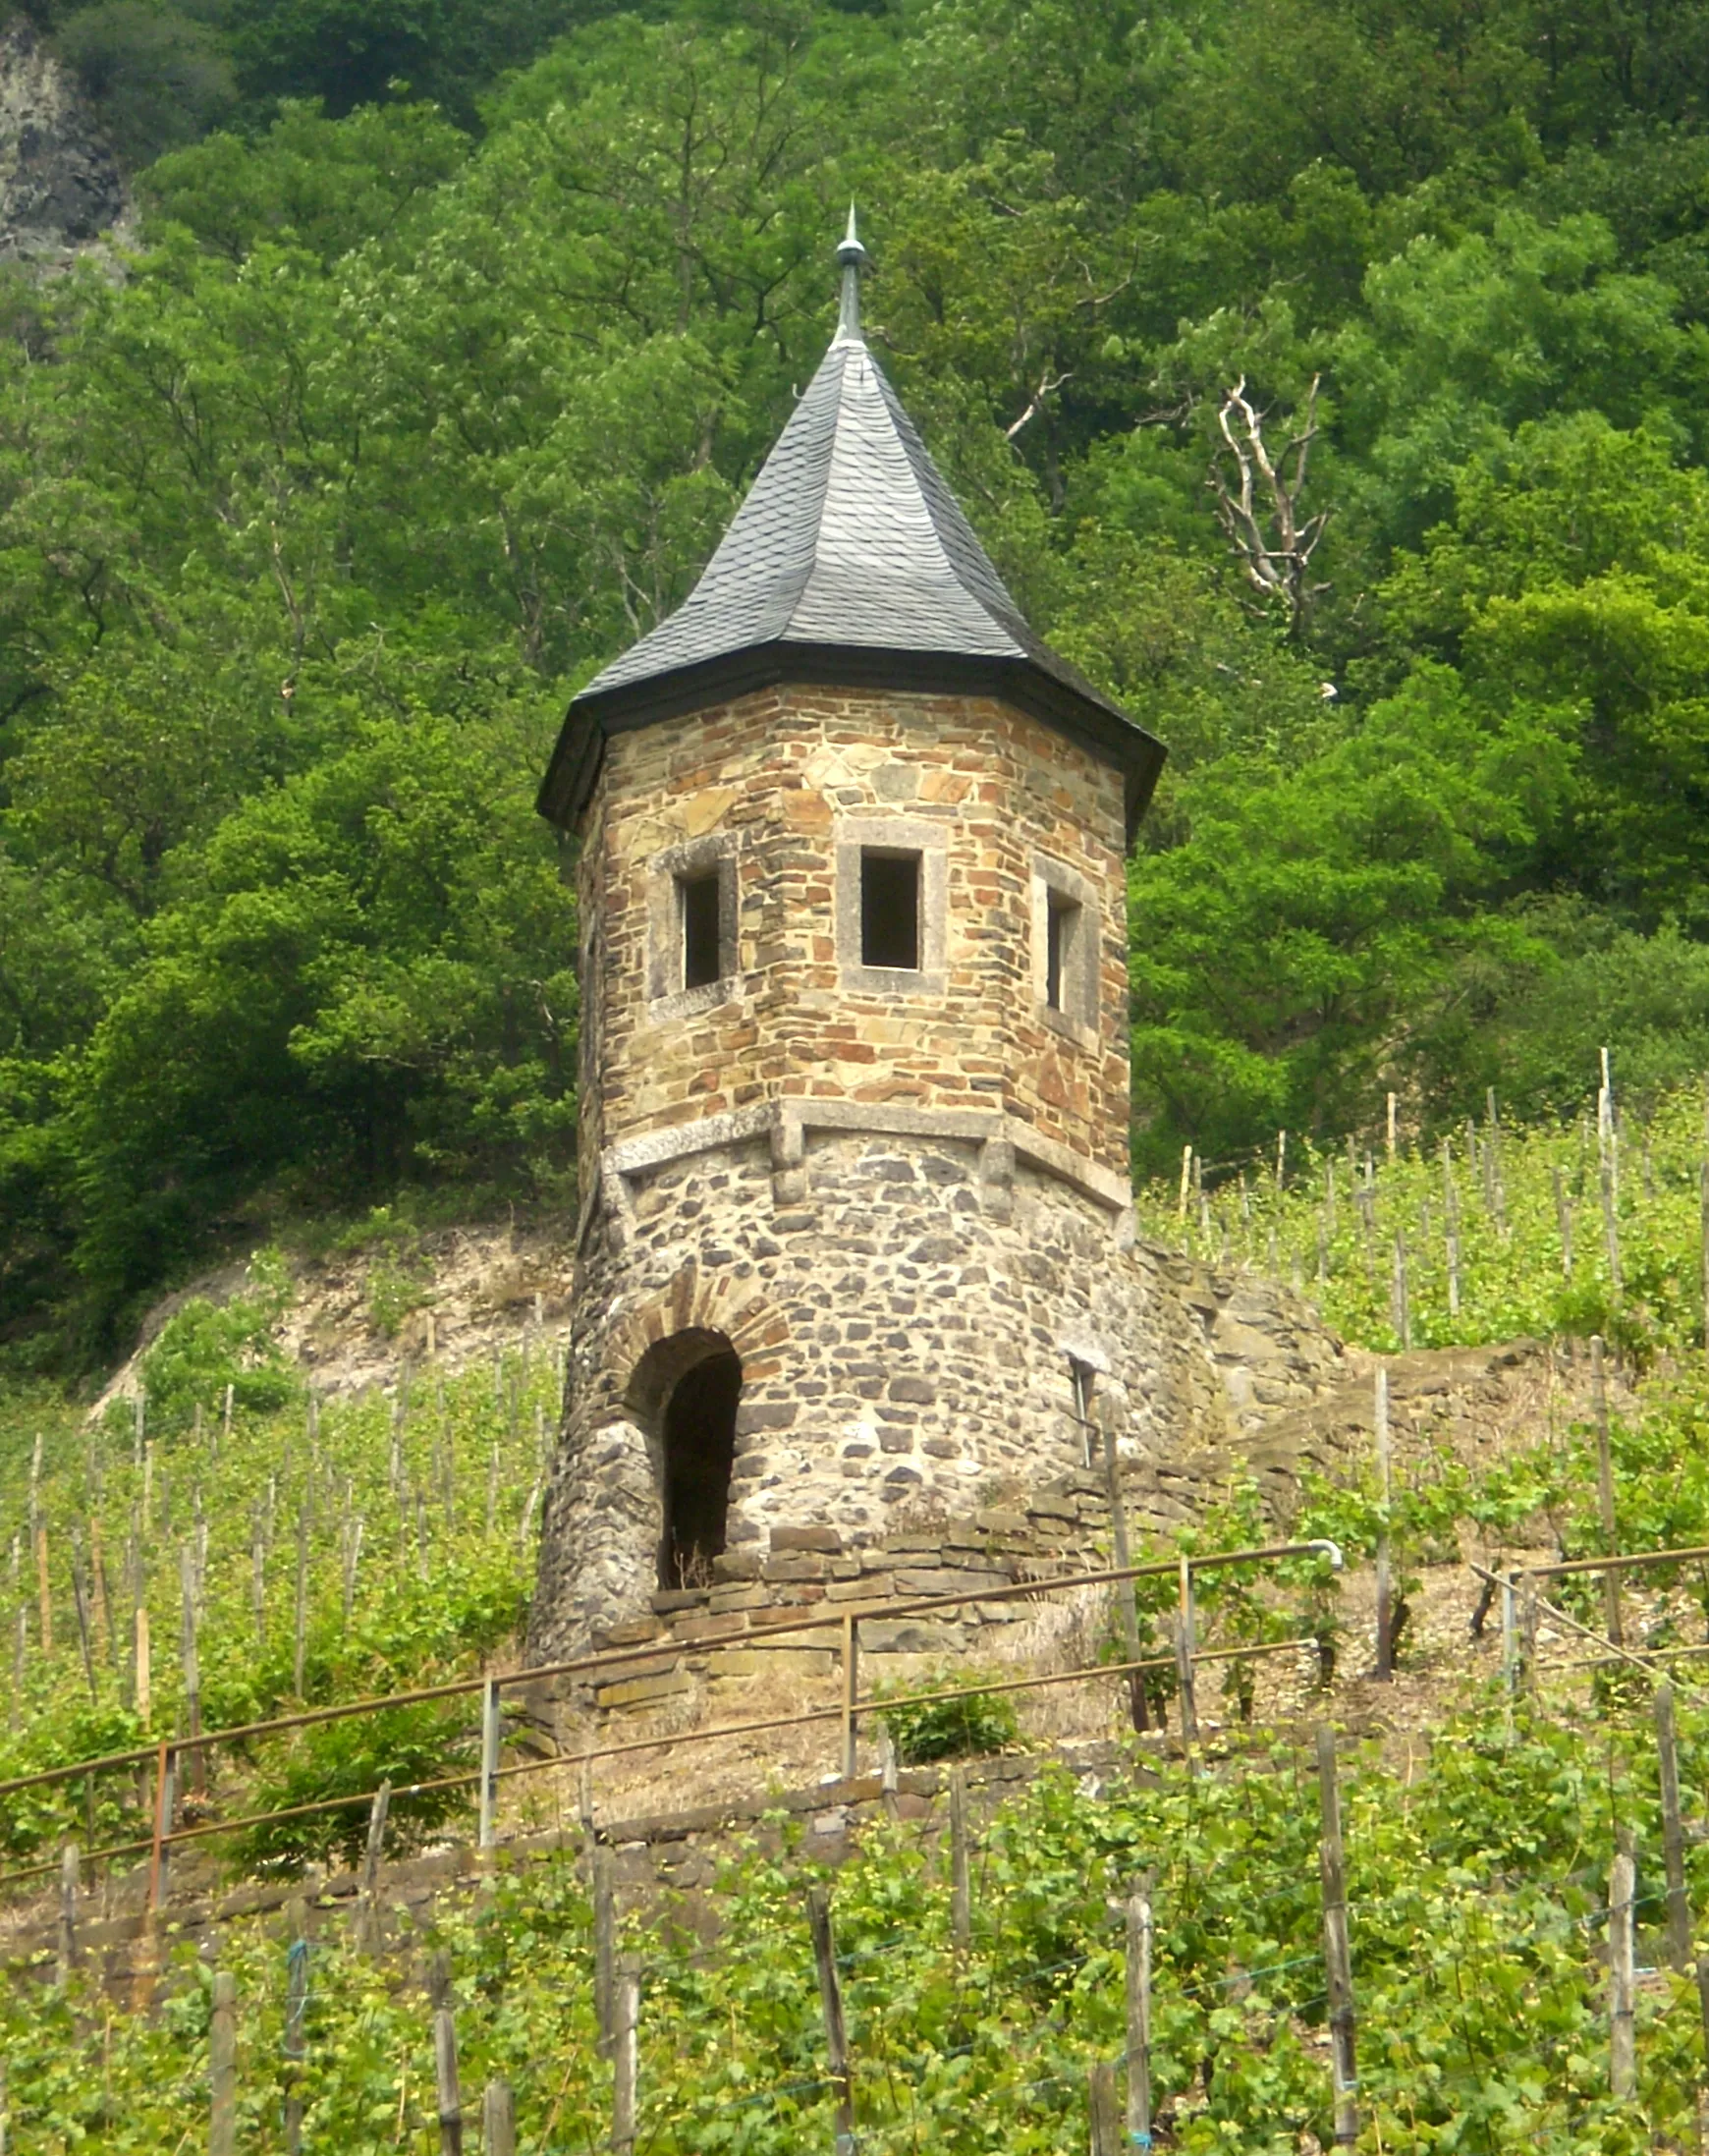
left=658, top=1347, right=742, bottom=1589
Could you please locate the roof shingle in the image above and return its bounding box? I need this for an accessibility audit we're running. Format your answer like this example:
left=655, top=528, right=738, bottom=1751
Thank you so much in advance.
left=538, top=270, right=1165, bottom=836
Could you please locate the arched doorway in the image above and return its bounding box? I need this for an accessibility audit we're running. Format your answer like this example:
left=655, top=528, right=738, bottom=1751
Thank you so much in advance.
left=626, top=1329, right=742, bottom=1590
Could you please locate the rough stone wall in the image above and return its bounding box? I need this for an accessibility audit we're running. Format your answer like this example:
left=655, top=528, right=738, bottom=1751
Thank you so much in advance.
left=579, top=683, right=1132, bottom=1183
left=0, top=21, right=123, bottom=257
left=529, top=1126, right=1345, bottom=1662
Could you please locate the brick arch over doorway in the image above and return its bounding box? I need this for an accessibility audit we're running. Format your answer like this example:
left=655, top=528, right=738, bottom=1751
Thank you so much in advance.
left=525, top=1261, right=795, bottom=1661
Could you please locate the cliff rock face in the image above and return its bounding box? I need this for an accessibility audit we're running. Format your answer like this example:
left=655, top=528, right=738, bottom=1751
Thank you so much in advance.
left=0, top=18, right=123, bottom=257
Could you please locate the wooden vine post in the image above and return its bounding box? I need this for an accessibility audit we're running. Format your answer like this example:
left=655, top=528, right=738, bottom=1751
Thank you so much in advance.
left=1373, top=1368, right=1393, bottom=1682
left=808, top=1885, right=855, bottom=2155
left=180, top=1546, right=203, bottom=1795
left=949, top=1769, right=971, bottom=1953
left=1609, top=1837, right=1637, bottom=2102
left=292, top=1506, right=309, bottom=1699
left=1087, top=2060, right=1121, bottom=2155
left=354, top=1780, right=391, bottom=1954
left=1590, top=1338, right=1625, bottom=1647
left=1127, top=1886, right=1153, bottom=2150
left=208, top=1969, right=237, bottom=2156
left=1700, top=1159, right=1709, bottom=1370
left=482, top=2081, right=516, bottom=2156
left=135, top=1604, right=151, bottom=1727
left=593, top=1848, right=616, bottom=2055
left=1316, top=1727, right=1359, bottom=2147
left=283, top=1898, right=308, bottom=2156
left=1653, top=1681, right=1709, bottom=2119
left=611, top=1958, right=639, bottom=2155
left=1656, top=1686, right=1693, bottom=1972
left=433, top=1997, right=464, bottom=2156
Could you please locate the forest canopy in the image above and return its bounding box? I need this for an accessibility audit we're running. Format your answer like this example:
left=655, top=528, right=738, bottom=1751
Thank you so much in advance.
left=6, top=0, right=1709, bottom=1358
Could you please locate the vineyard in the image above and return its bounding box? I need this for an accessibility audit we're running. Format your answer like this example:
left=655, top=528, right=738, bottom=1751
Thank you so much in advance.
left=8, top=1087, right=1709, bottom=2146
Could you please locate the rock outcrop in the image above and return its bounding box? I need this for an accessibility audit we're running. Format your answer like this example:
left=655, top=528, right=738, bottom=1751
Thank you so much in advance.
left=0, top=18, right=123, bottom=259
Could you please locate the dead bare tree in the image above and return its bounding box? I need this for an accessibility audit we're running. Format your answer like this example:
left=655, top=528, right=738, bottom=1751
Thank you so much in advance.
left=1209, top=375, right=1330, bottom=639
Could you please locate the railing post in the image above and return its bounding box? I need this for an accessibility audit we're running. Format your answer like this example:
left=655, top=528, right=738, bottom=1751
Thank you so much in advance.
left=477, top=1677, right=501, bottom=1854
left=146, top=1740, right=170, bottom=1910
left=1099, top=1397, right=1147, bottom=1732
left=841, top=1614, right=858, bottom=1782
left=55, top=1841, right=80, bottom=1986
left=1176, top=1556, right=1198, bottom=1750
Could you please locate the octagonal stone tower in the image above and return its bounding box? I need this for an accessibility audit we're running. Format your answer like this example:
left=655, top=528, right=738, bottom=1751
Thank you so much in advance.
left=528, top=222, right=1206, bottom=1662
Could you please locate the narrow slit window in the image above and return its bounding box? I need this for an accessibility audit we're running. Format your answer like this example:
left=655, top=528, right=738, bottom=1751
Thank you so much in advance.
left=1071, top=1358, right=1098, bottom=1468
left=1046, top=889, right=1081, bottom=1013
left=680, top=871, right=722, bottom=990
left=860, top=851, right=920, bottom=970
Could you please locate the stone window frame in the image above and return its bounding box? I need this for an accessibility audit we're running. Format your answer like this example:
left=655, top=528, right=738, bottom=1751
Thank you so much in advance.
left=647, top=830, right=741, bottom=1017
left=1031, top=852, right=1100, bottom=1048
left=836, top=815, right=948, bottom=996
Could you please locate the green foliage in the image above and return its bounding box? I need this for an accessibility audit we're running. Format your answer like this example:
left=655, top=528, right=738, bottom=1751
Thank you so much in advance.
left=234, top=1698, right=472, bottom=1870
left=132, top=1247, right=300, bottom=1434
left=875, top=1672, right=1020, bottom=1765
left=0, top=1318, right=550, bottom=1859
left=14, top=0, right=1709, bottom=1337
left=1140, top=1076, right=1709, bottom=1363
left=11, top=1702, right=1709, bottom=2150
left=55, top=3, right=237, bottom=165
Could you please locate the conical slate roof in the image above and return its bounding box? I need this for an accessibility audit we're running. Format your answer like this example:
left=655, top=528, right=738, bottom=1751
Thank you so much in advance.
left=537, top=230, right=1165, bottom=837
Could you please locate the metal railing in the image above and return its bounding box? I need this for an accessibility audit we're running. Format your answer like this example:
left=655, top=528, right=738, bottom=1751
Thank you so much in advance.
left=0, top=1538, right=1343, bottom=1899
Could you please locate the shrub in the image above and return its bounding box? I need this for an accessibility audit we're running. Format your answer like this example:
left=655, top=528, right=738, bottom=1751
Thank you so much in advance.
left=131, top=1248, right=300, bottom=1437
left=232, top=1699, right=474, bottom=1873
left=56, top=3, right=236, bottom=165
left=876, top=1672, right=1020, bottom=1766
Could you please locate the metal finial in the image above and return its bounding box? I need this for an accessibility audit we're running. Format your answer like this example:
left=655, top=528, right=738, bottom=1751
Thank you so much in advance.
left=835, top=204, right=865, bottom=344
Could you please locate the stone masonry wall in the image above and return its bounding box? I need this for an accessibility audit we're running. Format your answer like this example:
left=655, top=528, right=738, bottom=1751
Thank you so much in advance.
left=535, top=675, right=1347, bottom=1669
left=529, top=1128, right=1345, bottom=1662
left=579, top=684, right=1132, bottom=1185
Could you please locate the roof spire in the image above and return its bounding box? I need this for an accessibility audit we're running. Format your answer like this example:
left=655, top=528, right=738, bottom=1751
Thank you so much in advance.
left=835, top=203, right=866, bottom=344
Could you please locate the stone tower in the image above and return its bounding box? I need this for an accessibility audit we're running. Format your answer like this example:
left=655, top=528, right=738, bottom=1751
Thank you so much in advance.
left=529, top=220, right=1193, bottom=1662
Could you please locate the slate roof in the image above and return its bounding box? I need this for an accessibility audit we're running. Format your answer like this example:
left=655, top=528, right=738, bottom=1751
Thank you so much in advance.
left=538, top=272, right=1165, bottom=837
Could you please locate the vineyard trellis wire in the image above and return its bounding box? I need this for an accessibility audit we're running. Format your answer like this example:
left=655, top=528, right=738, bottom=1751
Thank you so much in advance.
left=0, top=1538, right=1342, bottom=1893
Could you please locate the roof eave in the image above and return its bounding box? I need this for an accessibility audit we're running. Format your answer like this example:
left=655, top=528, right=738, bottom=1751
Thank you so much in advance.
left=536, top=642, right=1166, bottom=844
